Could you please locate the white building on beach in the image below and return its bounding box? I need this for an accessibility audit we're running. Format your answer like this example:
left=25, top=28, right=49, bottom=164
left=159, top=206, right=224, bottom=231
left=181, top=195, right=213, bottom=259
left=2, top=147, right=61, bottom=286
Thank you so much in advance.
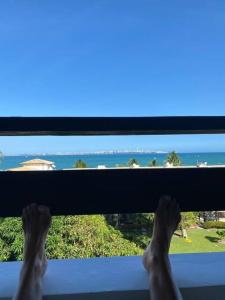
left=8, top=158, right=55, bottom=171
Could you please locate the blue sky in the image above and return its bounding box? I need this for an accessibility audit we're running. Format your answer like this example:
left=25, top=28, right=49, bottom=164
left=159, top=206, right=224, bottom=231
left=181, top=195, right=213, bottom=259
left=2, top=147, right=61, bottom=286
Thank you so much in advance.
left=0, top=0, right=225, bottom=154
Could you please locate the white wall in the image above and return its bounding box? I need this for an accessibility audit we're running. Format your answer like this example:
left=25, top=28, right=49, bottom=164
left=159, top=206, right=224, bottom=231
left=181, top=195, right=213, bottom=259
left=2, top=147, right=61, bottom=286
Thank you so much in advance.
left=1, top=253, right=225, bottom=299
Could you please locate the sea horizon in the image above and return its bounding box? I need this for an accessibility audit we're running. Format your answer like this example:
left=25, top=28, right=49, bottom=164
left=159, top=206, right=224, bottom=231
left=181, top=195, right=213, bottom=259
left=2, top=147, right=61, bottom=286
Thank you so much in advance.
left=1, top=151, right=225, bottom=170
left=4, top=150, right=225, bottom=157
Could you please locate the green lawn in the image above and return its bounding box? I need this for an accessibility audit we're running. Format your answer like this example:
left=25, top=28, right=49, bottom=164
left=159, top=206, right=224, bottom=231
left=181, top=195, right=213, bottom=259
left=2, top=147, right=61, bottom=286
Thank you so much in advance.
left=170, top=228, right=225, bottom=253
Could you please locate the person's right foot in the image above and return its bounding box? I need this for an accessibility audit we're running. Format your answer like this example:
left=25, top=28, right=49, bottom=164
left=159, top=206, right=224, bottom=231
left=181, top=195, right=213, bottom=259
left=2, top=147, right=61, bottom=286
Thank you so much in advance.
left=143, top=195, right=181, bottom=271
left=22, top=204, right=52, bottom=277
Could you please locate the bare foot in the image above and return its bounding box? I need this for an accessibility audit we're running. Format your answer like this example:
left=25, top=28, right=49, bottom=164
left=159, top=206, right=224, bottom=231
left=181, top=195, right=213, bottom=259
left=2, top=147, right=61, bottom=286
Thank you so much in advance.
left=143, top=195, right=181, bottom=271
left=22, top=204, right=51, bottom=277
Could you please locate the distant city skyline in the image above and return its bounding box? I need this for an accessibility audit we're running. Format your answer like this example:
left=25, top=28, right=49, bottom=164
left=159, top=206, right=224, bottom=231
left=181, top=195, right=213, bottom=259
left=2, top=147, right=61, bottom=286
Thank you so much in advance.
left=1, top=134, right=225, bottom=155
left=3, top=150, right=225, bottom=157
left=0, top=1, right=225, bottom=153
left=3, top=149, right=170, bottom=156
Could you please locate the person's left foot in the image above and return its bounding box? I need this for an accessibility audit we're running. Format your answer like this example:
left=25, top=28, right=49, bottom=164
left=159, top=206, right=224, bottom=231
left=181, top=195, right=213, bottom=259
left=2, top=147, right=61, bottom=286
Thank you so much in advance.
left=22, top=204, right=51, bottom=277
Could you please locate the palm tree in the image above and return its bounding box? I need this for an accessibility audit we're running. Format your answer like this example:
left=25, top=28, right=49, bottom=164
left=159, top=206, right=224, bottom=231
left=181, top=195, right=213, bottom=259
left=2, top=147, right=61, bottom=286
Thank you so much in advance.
left=128, top=158, right=139, bottom=167
left=148, top=158, right=157, bottom=167
left=74, top=159, right=87, bottom=168
left=166, top=151, right=181, bottom=166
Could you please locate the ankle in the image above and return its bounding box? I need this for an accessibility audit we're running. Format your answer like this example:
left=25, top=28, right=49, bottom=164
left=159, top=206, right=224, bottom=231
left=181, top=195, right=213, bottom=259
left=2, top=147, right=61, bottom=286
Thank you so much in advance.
left=151, top=251, right=168, bottom=262
left=151, top=237, right=170, bottom=255
left=143, top=249, right=169, bottom=272
left=21, top=256, right=43, bottom=277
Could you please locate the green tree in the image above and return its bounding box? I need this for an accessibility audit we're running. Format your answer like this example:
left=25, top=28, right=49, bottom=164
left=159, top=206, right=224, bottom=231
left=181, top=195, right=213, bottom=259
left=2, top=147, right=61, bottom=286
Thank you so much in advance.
left=117, top=213, right=154, bottom=249
left=74, top=159, right=87, bottom=168
left=148, top=158, right=157, bottom=167
left=104, top=214, right=121, bottom=228
left=119, top=213, right=154, bottom=226
left=166, top=151, right=181, bottom=166
left=0, top=215, right=142, bottom=261
left=179, top=212, right=198, bottom=238
left=180, top=212, right=198, bottom=229
left=128, top=158, right=139, bottom=167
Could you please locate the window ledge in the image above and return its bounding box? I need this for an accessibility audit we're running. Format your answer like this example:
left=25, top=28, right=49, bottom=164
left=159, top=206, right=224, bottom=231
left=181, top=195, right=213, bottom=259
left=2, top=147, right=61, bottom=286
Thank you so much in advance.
left=1, top=253, right=225, bottom=299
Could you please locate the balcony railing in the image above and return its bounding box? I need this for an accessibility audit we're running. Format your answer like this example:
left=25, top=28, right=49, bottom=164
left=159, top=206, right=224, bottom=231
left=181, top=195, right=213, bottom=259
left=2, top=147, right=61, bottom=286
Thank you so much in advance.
left=0, top=116, right=225, bottom=217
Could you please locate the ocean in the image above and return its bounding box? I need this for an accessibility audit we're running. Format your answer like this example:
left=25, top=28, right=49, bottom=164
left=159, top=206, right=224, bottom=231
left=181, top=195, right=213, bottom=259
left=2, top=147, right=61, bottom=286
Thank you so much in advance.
left=1, top=152, right=225, bottom=170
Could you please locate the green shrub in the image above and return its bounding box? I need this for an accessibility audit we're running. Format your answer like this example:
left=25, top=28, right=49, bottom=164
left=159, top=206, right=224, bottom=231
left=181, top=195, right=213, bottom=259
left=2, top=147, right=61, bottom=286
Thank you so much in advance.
left=203, top=221, right=225, bottom=229
left=216, top=230, right=225, bottom=240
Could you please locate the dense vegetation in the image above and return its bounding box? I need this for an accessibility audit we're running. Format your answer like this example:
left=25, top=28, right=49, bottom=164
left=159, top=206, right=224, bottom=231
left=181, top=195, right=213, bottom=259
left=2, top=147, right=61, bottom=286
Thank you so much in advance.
left=1, top=211, right=222, bottom=262
left=203, top=221, right=225, bottom=229
left=0, top=215, right=141, bottom=261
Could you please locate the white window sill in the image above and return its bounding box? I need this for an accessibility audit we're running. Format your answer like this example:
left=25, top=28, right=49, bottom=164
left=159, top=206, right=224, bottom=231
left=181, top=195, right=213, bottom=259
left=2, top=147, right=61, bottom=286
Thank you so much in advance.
left=1, top=253, right=225, bottom=299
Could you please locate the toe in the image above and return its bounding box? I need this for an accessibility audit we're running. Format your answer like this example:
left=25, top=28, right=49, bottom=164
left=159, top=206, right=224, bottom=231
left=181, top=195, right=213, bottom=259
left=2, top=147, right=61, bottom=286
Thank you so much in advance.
left=38, top=205, right=50, bottom=215
left=23, top=206, right=31, bottom=222
left=22, top=207, right=26, bottom=221
left=168, top=198, right=178, bottom=216
left=38, top=205, right=52, bottom=227
left=158, top=195, right=171, bottom=211
left=29, top=203, right=38, bottom=216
